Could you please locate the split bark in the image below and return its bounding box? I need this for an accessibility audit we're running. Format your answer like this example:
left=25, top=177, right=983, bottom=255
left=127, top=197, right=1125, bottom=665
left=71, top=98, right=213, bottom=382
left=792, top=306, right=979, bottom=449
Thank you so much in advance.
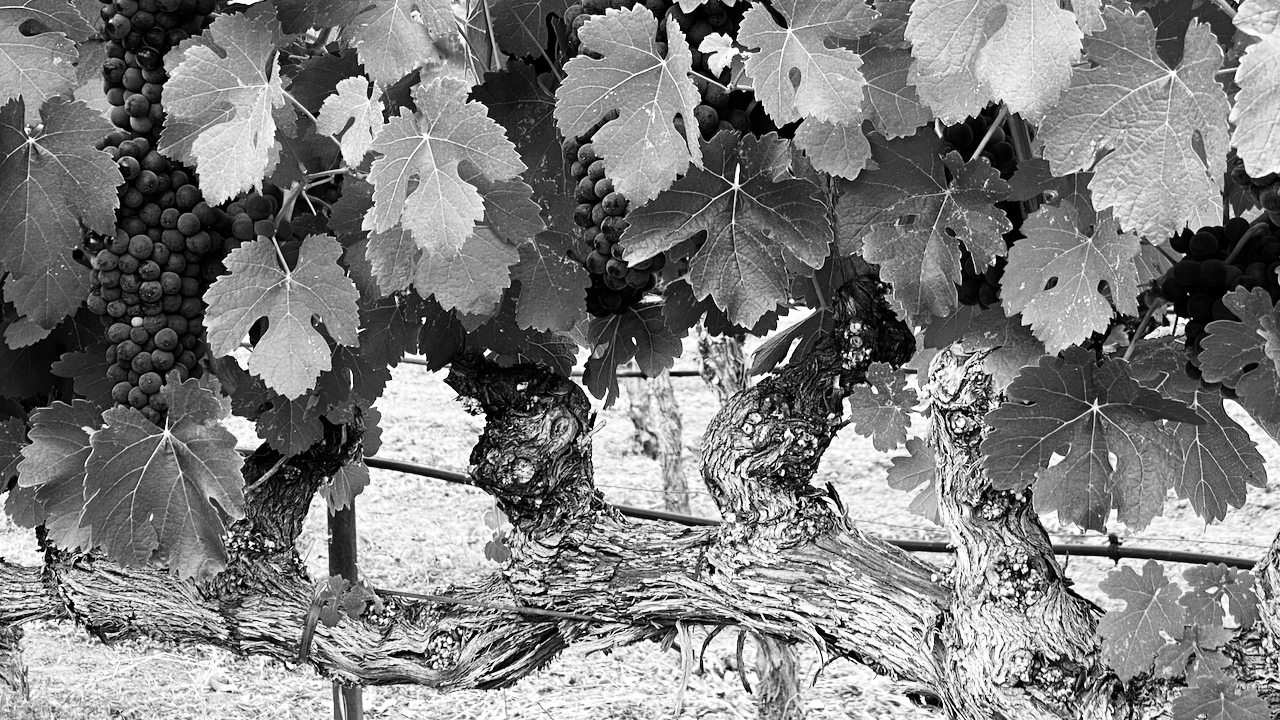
left=0, top=272, right=1276, bottom=718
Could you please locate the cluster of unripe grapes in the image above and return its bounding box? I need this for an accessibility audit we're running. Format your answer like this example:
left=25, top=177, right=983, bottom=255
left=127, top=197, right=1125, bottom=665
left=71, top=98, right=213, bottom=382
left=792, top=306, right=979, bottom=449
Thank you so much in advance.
left=86, top=0, right=217, bottom=424
left=943, top=108, right=1024, bottom=310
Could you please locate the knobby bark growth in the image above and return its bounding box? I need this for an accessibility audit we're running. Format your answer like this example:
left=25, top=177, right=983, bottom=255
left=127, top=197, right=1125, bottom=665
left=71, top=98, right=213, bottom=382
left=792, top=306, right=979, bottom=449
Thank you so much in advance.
left=0, top=270, right=1277, bottom=719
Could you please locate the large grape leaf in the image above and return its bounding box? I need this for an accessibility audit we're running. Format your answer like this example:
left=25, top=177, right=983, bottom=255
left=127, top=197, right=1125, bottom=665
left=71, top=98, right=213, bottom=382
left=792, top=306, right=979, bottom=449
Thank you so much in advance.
left=835, top=133, right=1010, bottom=323
left=316, top=75, right=384, bottom=166
left=554, top=7, right=702, bottom=204
left=14, top=400, right=97, bottom=548
left=885, top=437, right=939, bottom=523
left=1129, top=340, right=1267, bottom=525
left=904, top=0, right=1083, bottom=122
left=512, top=228, right=589, bottom=333
left=621, top=132, right=830, bottom=328
left=0, top=97, right=115, bottom=335
left=1098, top=561, right=1185, bottom=681
left=83, top=375, right=244, bottom=580
left=1182, top=564, right=1260, bottom=630
left=583, top=302, right=686, bottom=405
left=1198, top=288, right=1280, bottom=443
left=737, top=0, right=877, bottom=178
left=472, top=63, right=573, bottom=223
left=364, top=77, right=525, bottom=254
left=1001, top=204, right=1141, bottom=354
left=1171, top=673, right=1269, bottom=720
left=862, top=45, right=930, bottom=139
left=0, top=22, right=76, bottom=125
left=982, top=348, right=1202, bottom=531
left=417, top=228, right=519, bottom=317
left=489, top=0, right=572, bottom=57
left=918, top=304, right=1044, bottom=391
left=161, top=9, right=289, bottom=204
left=1037, top=8, right=1228, bottom=239
left=205, top=235, right=361, bottom=399
left=276, top=0, right=449, bottom=82
left=847, top=362, right=916, bottom=452
left=1231, top=0, right=1280, bottom=177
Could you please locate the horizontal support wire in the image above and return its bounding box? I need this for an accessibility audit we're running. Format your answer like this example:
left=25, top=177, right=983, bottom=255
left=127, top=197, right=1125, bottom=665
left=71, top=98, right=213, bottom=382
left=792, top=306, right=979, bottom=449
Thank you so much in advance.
left=239, top=449, right=1254, bottom=570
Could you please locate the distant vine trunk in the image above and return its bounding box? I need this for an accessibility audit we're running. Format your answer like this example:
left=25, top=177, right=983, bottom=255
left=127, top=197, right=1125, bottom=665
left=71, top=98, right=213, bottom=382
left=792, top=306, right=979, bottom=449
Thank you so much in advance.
left=0, top=273, right=1277, bottom=718
left=625, top=370, right=689, bottom=513
left=697, top=327, right=804, bottom=720
left=0, top=626, right=26, bottom=707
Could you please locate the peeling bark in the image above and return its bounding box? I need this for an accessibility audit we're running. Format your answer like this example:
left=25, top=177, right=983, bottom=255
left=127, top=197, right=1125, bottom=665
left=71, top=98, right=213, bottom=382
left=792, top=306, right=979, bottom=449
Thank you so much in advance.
left=0, top=274, right=1277, bottom=719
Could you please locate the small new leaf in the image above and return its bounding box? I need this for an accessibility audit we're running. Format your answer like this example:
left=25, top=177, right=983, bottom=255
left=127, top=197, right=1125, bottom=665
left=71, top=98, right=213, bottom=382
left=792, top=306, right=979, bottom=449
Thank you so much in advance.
left=1098, top=561, right=1185, bottom=681
left=1199, top=288, right=1280, bottom=442
left=205, top=235, right=361, bottom=399
left=316, top=76, right=384, bottom=166
left=554, top=7, right=703, bottom=204
left=1037, top=8, right=1229, bottom=239
left=1001, top=204, right=1141, bottom=354
left=84, top=375, right=244, bottom=580
left=1182, top=564, right=1259, bottom=630
left=622, top=132, right=830, bottom=328
left=847, top=362, right=916, bottom=452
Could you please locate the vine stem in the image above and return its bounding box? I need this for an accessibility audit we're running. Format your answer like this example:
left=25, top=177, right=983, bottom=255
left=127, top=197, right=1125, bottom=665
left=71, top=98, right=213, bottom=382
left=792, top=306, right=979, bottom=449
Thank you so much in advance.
left=1223, top=221, right=1272, bottom=265
left=284, top=90, right=343, bottom=152
left=692, top=71, right=750, bottom=94
left=1207, top=0, right=1236, bottom=18
left=969, top=105, right=1008, bottom=163
left=1122, top=300, right=1164, bottom=363
left=1141, top=239, right=1177, bottom=266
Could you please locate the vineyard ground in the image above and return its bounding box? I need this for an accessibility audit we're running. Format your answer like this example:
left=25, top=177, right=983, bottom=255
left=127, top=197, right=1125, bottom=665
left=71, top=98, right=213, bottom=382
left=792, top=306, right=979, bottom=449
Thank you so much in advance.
left=2, top=338, right=1279, bottom=720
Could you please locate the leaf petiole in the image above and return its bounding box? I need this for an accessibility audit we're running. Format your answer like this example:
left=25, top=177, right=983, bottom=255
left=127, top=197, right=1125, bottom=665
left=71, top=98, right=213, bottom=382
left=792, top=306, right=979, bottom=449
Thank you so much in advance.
left=969, top=105, right=1008, bottom=163
left=1122, top=299, right=1165, bottom=363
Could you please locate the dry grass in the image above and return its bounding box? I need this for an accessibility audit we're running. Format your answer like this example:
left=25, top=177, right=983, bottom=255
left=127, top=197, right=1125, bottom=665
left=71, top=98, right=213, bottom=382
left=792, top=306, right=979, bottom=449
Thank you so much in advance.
left=1, top=337, right=1278, bottom=718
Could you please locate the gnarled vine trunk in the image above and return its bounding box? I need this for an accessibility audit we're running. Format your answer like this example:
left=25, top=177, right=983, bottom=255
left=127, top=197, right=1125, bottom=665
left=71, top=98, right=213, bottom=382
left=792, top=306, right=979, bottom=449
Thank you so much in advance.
left=0, top=271, right=1277, bottom=719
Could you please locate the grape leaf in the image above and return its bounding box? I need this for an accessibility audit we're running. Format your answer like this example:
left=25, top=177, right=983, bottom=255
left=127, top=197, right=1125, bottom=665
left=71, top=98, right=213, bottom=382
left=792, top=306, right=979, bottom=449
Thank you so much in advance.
left=621, top=132, right=830, bottom=328
left=1182, top=564, right=1259, bottom=630
left=982, top=348, right=1202, bottom=531
left=322, top=459, right=369, bottom=511
left=221, top=358, right=325, bottom=457
left=554, top=7, right=703, bottom=204
left=699, top=32, right=743, bottom=76
left=512, top=228, right=589, bottom=333
left=846, top=362, right=916, bottom=452
left=316, top=75, right=384, bottom=166
left=417, top=228, right=519, bottom=317
left=0, top=97, right=115, bottom=333
left=1129, top=340, right=1267, bottom=524
left=738, top=0, right=875, bottom=127
left=205, top=235, right=361, bottom=399
left=748, top=307, right=829, bottom=376
left=489, top=0, right=572, bottom=57
left=364, top=76, right=525, bottom=254
left=0, top=0, right=96, bottom=40
left=836, top=133, right=1011, bottom=323
left=0, top=415, right=23, bottom=484
left=1198, top=288, right=1280, bottom=443
left=1001, top=204, right=1141, bottom=354
left=792, top=120, right=871, bottom=180
left=862, top=45, right=929, bottom=139
left=1230, top=0, right=1280, bottom=177
left=283, top=51, right=363, bottom=114
left=471, top=63, right=574, bottom=223
left=161, top=9, right=289, bottom=204
left=885, top=437, right=939, bottom=524
left=469, top=290, right=577, bottom=375
left=84, top=375, right=244, bottom=580
left=1037, top=8, right=1228, bottom=239
left=583, top=302, right=686, bottom=404
left=904, top=0, right=1083, bottom=122
left=1171, top=673, right=1269, bottom=720
left=344, top=0, right=446, bottom=84
left=13, top=399, right=96, bottom=548
left=919, top=304, right=1044, bottom=392
left=0, top=23, right=76, bottom=125
left=1154, top=624, right=1232, bottom=679
left=51, top=343, right=114, bottom=408
left=1098, top=561, right=1185, bottom=681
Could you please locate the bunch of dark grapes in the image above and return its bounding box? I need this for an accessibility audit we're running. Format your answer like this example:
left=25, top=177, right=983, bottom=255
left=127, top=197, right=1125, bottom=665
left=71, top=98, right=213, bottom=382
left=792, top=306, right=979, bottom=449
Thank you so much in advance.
left=1228, top=152, right=1280, bottom=218
left=224, top=192, right=290, bottom=252
left=1160, top=216, right=1280, bottom=377
left=941, top=107, right=1024, bottom=310
left=86, top=0, right=223, bottom=424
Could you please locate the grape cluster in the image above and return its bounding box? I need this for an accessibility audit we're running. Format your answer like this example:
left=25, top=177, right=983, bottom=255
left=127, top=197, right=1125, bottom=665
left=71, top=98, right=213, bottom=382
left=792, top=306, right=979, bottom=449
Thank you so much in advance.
left=1161, top=216, right=1280, bottom=372
left=942, top=107, right=1024, bottom=309
left=86, top=0, right=221, bottom=424
left=224, top=192, right=290, bottom=251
